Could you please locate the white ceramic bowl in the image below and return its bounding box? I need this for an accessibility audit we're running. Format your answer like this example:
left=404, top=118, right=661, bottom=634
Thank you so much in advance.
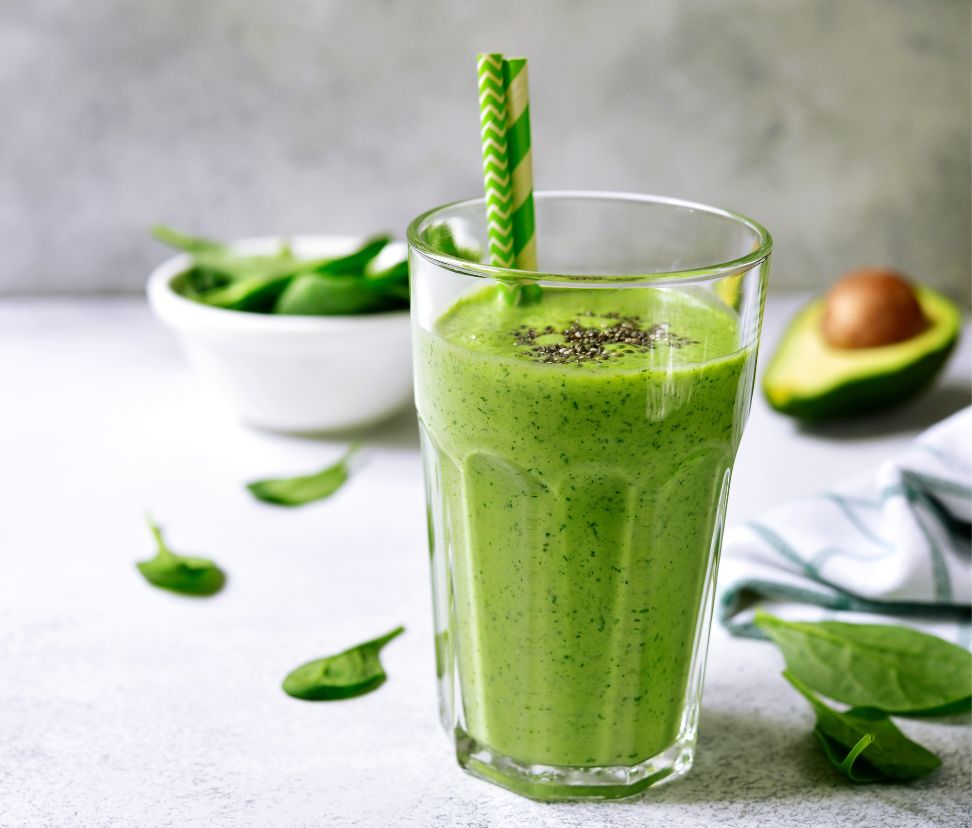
left=147, top=235, right=413, bottom=433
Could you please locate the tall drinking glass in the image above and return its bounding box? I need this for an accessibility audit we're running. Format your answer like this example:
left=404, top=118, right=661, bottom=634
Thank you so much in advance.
left=407, top=192, right=771, bottom=800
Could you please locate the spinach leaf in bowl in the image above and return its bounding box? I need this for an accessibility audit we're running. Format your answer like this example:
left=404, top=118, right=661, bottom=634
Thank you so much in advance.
left=275, top=259, right=410, bottom=315
left=152, top=227, right=409, bottom=315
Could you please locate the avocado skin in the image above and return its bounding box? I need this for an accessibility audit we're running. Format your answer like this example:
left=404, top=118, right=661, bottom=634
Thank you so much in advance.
left=763, top=336, right=958, bottom=421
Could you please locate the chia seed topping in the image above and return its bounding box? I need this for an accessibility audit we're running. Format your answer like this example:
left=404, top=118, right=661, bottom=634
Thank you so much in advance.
left=511, top=314, right=696, bottom=364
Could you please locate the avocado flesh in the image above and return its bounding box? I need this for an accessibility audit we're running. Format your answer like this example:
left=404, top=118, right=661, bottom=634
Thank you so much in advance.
left=763, top=286, right=961, bottom=420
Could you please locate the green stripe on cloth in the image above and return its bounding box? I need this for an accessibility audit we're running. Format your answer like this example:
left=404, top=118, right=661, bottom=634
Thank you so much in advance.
left=913, top=443, right=972, bottom=473
left=881, top=480, right=955, bottom=601
left=918, top=487, right=972, bottom=543
left=720, top=578, right=855, bottom=639
left=905, top=470, right=972, bottom=499
left=882, top=474, right=972, bottom=503
left=822, top=493, right=894, bottom=549
left=828, top=493, right=882, bottom=510
left=719, top=577, right=971, bottom=640
left=807, top=546, right=881, bottom=572
left=747, top=522, right=821, bottom=579
left=913, top=499, right=954, bottom=602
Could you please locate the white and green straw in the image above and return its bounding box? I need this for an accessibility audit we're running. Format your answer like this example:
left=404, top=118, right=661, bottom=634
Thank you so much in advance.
left=501, top=57, right=537, bottom=270
left=476, top=53, right=515, bottom=268
left=476, top=53, right=537, bottom=272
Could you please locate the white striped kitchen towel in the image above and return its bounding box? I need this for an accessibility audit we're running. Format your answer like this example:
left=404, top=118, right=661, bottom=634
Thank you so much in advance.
left=719, top=407, right=972, bottom=648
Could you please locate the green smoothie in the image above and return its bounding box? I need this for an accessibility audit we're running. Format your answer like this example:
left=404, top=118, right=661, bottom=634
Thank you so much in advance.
left=416, top=284, right=752, bottom=771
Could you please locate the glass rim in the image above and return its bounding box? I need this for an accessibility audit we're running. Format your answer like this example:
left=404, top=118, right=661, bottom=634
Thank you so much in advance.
left=406, top=190, right=773, bottom=285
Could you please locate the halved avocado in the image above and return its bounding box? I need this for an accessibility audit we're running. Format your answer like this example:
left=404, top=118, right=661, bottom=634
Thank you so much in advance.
left=763, top=286, right=961, bottom=420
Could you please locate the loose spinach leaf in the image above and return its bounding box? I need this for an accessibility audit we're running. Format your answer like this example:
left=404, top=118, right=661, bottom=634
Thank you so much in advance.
left=136, top=516, right=226, bottom=596
left=247, top=444, right=360, bottom=507
left=784, top=671, right=941, bottom=782
left=282, top=626, right=405, bottom=700
left=818, top=732, right=880, bottom=782
left=754, top=611, right=972, bottom=714
left=896, top=697, right=972, bottom=719
left=151, top=224, right=225, bottom=253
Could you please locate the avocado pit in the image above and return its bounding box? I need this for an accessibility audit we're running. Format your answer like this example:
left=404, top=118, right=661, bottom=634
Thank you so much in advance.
left=821, top=268, right=929, bottom=349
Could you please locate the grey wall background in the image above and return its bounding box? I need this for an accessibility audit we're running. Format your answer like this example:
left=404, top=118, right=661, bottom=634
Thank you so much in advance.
left=3, top=0, right=969, bottom=301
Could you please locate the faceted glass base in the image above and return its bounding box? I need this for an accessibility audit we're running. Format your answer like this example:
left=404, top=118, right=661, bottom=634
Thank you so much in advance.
left=455, top=730, right=696, bottom=802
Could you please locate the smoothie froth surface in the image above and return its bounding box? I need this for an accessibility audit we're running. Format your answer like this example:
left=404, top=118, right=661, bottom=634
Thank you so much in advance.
left=435, top=285, right=741, bottom=370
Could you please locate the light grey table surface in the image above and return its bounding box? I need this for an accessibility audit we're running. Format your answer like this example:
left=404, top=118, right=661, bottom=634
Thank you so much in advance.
left=1, top=294, right=969, bottom=827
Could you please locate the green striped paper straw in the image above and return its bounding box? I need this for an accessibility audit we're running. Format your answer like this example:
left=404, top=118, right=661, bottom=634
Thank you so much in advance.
left=501, top=57, right=537, bottom=271
left=476, top=53, right=515, bottom=269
